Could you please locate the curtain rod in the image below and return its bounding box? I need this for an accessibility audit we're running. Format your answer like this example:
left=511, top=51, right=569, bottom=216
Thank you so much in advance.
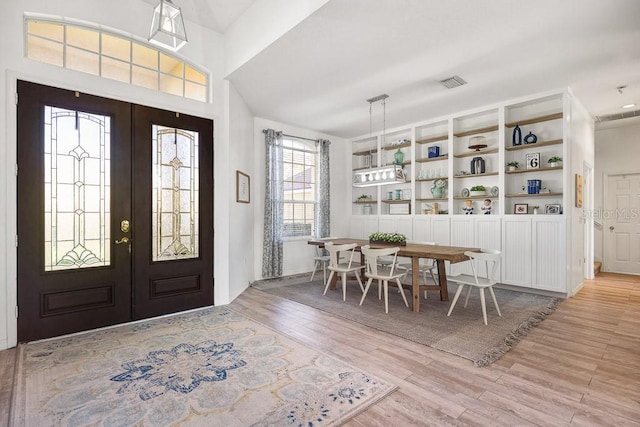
left=262, top=129, right=319, bottom=143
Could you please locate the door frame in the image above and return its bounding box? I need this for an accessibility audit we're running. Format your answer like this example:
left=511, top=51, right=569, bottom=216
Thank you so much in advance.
left=3, top=71, right=220, bottom=349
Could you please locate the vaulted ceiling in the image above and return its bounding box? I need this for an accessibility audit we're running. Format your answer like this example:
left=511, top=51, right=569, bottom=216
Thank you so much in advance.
left=150, top=0, right=640, bottom=137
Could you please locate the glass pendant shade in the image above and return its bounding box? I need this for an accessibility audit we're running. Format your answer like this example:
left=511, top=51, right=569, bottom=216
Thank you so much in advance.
left=353, top=164, right=406, bottom=187
left=149, top=0, right=187, bottom=51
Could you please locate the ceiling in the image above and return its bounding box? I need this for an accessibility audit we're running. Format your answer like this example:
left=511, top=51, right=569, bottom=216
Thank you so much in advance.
left=162, top=0, right=640, bottom=138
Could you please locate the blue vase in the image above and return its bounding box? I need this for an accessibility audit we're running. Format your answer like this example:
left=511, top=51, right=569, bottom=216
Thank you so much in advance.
left=512, top=125, right=522, bottom=146
left=524, top=132, right=537, bottom=144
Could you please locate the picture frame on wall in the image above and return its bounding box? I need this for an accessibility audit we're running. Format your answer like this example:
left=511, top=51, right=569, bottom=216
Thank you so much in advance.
left=514, top=203, right=528, bottom=214
left=236, top=170, right=250, bottom=203
left=575, top=174, right=583, bottom=207
left=545, top=204, right=561, bottom=214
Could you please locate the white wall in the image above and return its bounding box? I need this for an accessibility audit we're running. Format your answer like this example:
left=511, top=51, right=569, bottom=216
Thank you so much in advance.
left=0, top=0, right=228, bottom=349
left=594, top=119, right=640, bottom=264
left=567, top=93, right=595, bottom=295
left=225, top=82, right=256, bottom=301
left=253, top=117, right=350, bottom=280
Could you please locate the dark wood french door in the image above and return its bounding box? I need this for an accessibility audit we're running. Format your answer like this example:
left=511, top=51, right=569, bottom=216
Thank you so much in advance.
left=17, top=81, right=214, bottom=342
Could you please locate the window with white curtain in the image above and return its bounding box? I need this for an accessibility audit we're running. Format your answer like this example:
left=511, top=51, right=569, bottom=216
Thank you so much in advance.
left=282, top=138, right=317, bottom=237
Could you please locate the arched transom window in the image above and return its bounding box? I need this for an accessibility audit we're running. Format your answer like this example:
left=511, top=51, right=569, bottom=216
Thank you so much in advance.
left=24, top=16, right=209, bottom=102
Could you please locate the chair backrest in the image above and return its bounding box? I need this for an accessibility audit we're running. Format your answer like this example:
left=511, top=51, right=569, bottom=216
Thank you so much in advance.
left=362, top=245, right=400, bottom=277
left=317, top=237, right=338, bottom=257
left=407, top=241, right=437, bottom=266
left=464, top=249, right=501, bottom=284
left=325, top=242, right=357, bottom=268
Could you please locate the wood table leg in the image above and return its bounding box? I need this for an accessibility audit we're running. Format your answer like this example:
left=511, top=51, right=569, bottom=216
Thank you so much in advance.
left=436, top=259, right=449, bottom=301
left=412, top=256, right=420, bottom=312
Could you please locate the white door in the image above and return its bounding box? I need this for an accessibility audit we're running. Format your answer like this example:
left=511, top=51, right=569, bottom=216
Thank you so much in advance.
left=604, top=173, right=640, bottom=274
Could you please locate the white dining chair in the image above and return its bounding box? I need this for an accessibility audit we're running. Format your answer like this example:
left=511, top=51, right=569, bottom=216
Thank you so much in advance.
left=323, top=242, right=365, bottom=301
left=359, top=245, right=409, bottom=313
left=309, top=237, right=338, bottom=283
left=446, top=249, right=502, bottom=325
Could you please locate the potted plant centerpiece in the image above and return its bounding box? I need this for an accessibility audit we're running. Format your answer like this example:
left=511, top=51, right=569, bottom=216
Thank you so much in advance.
left=356, top=194, right=372, bottom=203
left=506, top=161, right=519, bottom=171
left=469, top=185, right=486, bottom=197
left=368, top=232, right=407, bottom=246
left=548, top=156, right=562, bottom=168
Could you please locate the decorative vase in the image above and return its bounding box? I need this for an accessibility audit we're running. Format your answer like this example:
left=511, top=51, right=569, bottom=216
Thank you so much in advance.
left=363, top=204, right=372, bottom=215
left=469, top=190, right=486, bottom=197
left=507, top=165, right=517, bottom=171
left=524, top=131, right=538, bottom=144
left=394, top=148, right=404, bottom=165
left=549, top=161, right=559, bottom=168
left=512, top=125, right=522, bottom=146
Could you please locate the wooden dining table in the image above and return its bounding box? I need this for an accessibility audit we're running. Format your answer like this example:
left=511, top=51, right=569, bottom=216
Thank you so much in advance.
left=308, top=238, right=480, bottom=313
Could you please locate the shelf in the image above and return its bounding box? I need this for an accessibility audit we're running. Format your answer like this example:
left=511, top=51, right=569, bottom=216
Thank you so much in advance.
left=454, top=195, right=494, bottom=200
left=353, top=200, right=376, bottom=204
left=416, top=155, right=448, bottom=163
left=506, top=165, right=563, bottom=174
left=416, top=197, right=447, bottom=202
left=505, top=139, right=563, bottom=151
left=382, top=199, right=412, bottom=204
left=383, top=142, right=411, bottom=151
left=454, top=125, right=499, bottom=138
left=416, top=134, right=448, bottom=144
left=415, top=177, right=448, bottom=182
left=352, top=149, right=378, bottom=156
left=453, top=148, right=499, bottom=158
left=505, top=192, right=563, bottom=198
left=454, top=171, right=499, bottom=179
left=505, top=112, right=563, bottom=128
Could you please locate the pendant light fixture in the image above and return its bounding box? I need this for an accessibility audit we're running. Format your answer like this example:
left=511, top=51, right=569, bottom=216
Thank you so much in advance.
left=353, top=94, right=406, bottom=187
left=149, top=0, right=188, bottom=51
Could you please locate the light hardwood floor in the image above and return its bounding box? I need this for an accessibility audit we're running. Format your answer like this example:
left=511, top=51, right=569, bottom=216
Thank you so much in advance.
left=2, top=273, right=639, bottom=426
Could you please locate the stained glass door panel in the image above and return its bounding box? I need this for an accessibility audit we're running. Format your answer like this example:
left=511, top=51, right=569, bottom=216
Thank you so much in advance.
left=44, top=106, right=111, bottom=271
left=151, top=125, right=199, bottom=261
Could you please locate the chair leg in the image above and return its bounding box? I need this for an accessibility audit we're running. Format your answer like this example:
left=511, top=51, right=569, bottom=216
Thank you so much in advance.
left=488, top=286, right=502, bottom=317
left=322, top=261, right=327, bottom=285
left=310, top=260, right=319, bottom=281
left=463, top=285, right=473, bottom=308
left=355, top=271, right=365, bottom=293
left=383, top=280, right=389, bottom=313
left=323, top=271, right=335, bottom=295
left=447, top=284, right=465, bottom=317
left=479, top=288, right=488, bottom=325
left=341, top=272, right=347, bottom=301
left=378, top=279, right=382, bottom=300
left=396, top=278, right=409, bottom=307
left=360, top=278, right=374, bottom=306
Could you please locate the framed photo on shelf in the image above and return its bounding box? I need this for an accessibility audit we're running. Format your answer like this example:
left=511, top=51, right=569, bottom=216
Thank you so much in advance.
left=236, top=170, right=250, bottom=203
left=525, top=153, right=540, bottom=169
left=514, top=203, right=528, bottom=214
left=545, top=204, right=561, bottom=214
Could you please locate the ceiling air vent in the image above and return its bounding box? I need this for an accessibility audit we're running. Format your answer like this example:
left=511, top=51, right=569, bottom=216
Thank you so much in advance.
left=595, top=109, right=640, bottom=122
left=440, top=75, right=467, bottom=89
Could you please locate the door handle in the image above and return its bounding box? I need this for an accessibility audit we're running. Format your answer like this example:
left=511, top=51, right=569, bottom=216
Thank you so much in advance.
left=609, top=226, right=615, bottom=231
left=115, top=237, right=130, bottom=244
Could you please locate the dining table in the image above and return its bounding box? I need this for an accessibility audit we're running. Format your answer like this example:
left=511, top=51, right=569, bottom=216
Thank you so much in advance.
left=308, top=238, right=480, bottom=313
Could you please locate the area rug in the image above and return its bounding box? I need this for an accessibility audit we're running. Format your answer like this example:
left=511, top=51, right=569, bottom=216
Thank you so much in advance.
left=255, top=276, right=560, bottom=367
left=10, top=307, right=396, bottom=426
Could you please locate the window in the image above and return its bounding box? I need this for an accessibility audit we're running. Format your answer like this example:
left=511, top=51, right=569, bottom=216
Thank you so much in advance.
left=282, top=139, right=317, bottom=238
left=25, top=16, right=209, bottom=102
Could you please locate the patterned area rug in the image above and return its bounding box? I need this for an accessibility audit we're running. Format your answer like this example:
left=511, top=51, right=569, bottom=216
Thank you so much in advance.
left=254, top=275, right=560, bottom=367
left=11, top=307, right=396, bottom=426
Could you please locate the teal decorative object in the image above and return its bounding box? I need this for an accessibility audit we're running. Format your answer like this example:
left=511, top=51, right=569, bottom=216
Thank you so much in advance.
left=394, top=148, right=404, bottom=165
